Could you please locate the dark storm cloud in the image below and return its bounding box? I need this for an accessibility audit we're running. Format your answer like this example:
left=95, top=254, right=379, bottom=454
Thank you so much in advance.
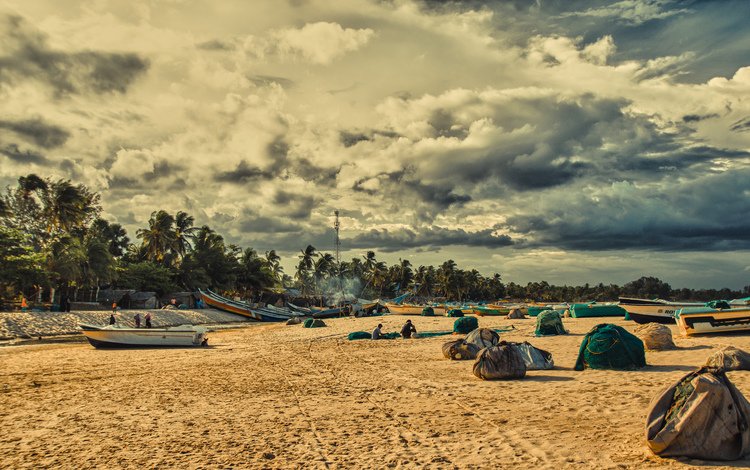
left=143, top=160, right=185, bottom=182
left=291, top=158, right=340, bottom=184
left=273, top=190, right=316, bottom=220
left=0, top=118, right=70, bottom=148
left=248, top=75, right=295, bottom=88
left=730, top=117, right=750, bottom=133
left=340, top=129, right=401, bottom=147
left=213, top=161, right=274, bottom=183
left=505, top=168, right=750, bottom=252
left=0, top=144, right=47, bottom=164
left=196, top=39, right=236, bottom=51
left=237, top=213, right=302, bottom=233
left=0, top=14, right=149, bottom=96
left=346, top=226, right=514, bottom=253
left=682, top=113, right=719, bottom=123
left=353, top=170, right=469, bottom=209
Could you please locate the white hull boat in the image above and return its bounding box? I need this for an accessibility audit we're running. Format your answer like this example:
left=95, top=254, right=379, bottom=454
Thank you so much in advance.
left=80, top=323, right=208, bottom=348
left=676, top=307, right=750, bottom=336
left=619, top=297, right=704, bottom=324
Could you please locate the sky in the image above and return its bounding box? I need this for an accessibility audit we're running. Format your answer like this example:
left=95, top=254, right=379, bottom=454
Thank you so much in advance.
left=0, top=0, right=749, bottom=290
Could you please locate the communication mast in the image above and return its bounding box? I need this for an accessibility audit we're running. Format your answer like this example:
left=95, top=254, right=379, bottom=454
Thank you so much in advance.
left=334, top=210, right=341, bottom=267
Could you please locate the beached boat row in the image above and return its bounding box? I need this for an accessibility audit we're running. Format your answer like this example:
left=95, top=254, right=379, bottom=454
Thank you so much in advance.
left=79, top=323, right=208, bottom=348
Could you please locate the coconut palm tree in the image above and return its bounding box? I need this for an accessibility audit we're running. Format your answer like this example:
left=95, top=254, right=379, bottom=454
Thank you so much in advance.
left=136, top=210, right=176, bottom=265
left=264, top=249, right=283, bottom=285
left=43, top=180, right=99, bottom=233
left=173, top=211, right=197, bottom=259
left=295, top=245, right=317, bottom=295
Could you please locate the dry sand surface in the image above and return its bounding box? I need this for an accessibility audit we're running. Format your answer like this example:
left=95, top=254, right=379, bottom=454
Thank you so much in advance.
left=2, top=315, right=750, bottom=469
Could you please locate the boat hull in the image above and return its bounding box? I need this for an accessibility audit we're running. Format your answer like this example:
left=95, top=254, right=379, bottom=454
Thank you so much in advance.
left=676, top=307, right=750, bottom=336
left=385, top=303, right=447, bottom=315
left=627, top=312, right=676, bottom=324
left=80, top=324, right=207, bottom=348
left=200, top=290, right=296, bottom=322
left=570, top=304, right=626, bottom=318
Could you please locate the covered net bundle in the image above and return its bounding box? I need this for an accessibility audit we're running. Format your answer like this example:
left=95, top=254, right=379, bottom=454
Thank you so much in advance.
left=421, top=306, right=435, bottom=316
left=535, top=310, right=567, bottom=336
left=303, top=318, right=326, bottom=328
left=442, top=339, right=481, bottom=360
left=446, top=309, right=464, bottom=317
left=634, top=323, right=676, bottom=351
left=704, top=346, right=750, bottom=371
left=465, top=328, right=500, bottom=349
left=705, top=300, right=731, bottom=309
left=286, top=317, right=302, bottom=325
left=514, top=342, right=554, bottom=370
left=472, top=341, right=526, bottom=380
left=453, top=316, right=479, bottom=334
left=574, top=323, right=646, bottom=371
left=507, top=308, right=525, bottom=319
left=646, top=366, right=750, bottom=460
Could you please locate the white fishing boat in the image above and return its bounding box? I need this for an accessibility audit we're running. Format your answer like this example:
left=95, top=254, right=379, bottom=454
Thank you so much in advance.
left=618, top=297, right=704, bottom=324
left=80, top=323, right=209, bottom=348
left=676, top=307, right=750, bottom=336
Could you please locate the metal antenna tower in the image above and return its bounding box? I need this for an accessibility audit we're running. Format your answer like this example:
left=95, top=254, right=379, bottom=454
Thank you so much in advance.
left=334, top=210, right=341, bottom=267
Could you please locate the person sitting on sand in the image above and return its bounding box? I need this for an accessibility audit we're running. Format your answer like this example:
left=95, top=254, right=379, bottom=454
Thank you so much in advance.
left=134, top=312, right=141, bottom=328
left=145, top=312, right=152, bottom=328
left=372, top=323, right=384, bottom=340
left=109, top=314, right=116, bottom=325
left=400, top=319, right=417, bottom=339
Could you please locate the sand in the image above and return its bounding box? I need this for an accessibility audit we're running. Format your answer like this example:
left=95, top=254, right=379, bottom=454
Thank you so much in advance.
left=1, top=315, right=749, bottom=469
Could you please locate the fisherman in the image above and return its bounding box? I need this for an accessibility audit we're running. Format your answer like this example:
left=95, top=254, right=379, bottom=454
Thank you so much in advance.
left=109, top=314, right=116, bottom=325
left=145, top=312, right=152, bottom=328
left=112, top=302, right=117, bottom=313
left=400, top=319, right=417, bottom=339
left=134, top=312, right=141, bottom=328
left=372, top=323, right=384, bottom=340
left=20, top=296, right=28, bottom=312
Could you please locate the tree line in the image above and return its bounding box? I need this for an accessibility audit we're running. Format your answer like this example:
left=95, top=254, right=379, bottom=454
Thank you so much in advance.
left=0, top=174, right=747, bottom=308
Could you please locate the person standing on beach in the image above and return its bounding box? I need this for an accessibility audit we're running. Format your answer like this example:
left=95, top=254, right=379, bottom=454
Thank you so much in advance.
left=145, top=312, right=152, bottom=328
left=112, top=302, right=117, bottom=313
left=134, top=312, right=141, bottom=328
left=400, top=319, right=417, bottom=339
left=372, top=323, right=384, bottom=340
left=109, top=314, right=116, bottom=325
left=20, top=296, right=28, bottom=312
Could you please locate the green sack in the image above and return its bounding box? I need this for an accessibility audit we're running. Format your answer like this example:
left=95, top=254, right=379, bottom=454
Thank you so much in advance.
left=574, top=323, right=646, bottom=371
left=453, top=316, right=478, bottom=334
left=348, top=331, right=372, bottom=340
left=447, top=309, right=464, bottom=317
left=535, top=310, right=567, bottom=336
left=421, top=306, right=435, bottom=316
left=303, top=318, right=326, bottom=328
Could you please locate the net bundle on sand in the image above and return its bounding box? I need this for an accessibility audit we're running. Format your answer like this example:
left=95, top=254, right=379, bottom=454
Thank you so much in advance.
left=634, top=323, right=676, bottom=351
left=704, top=346, right=750, bottom=371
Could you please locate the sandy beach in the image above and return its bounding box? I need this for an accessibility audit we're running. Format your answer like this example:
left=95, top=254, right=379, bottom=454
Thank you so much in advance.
left=2, top=314, right=749, bottom=469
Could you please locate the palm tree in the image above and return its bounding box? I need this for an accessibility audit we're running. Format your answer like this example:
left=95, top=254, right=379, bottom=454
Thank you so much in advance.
left=295, top=245, right=317, bottom=295
left=264, top=249, right=283, bottom=285
left=173, top=211, right=197, bottom=259
left=43, top=180, right=99, bottom=233
left=136, top=210, right=176, bottom=265
left=238, top=247, right=275, bottom=299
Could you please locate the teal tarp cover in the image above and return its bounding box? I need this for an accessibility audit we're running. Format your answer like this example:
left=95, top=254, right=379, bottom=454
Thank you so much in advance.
left=447, top=309, right=464, bottom=317
left=347, top=330, right=450, bottom=340
left=705, top=300, right=731, bottom=310
left=535, top=310, right=567, bottom=336
left=303, top=318, right=326, bottom=328
left=574, top=323, right=646, bottom=371
left=453, top=316, right=478, bottom=334
left=421, top=306, right=435, bottom=316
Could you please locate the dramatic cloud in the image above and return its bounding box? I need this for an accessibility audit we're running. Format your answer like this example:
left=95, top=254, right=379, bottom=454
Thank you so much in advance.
left=1, top=0, right=749, bottom=288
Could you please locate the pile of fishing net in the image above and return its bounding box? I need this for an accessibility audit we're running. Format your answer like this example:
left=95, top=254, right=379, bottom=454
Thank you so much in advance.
left=534, top=310, right=567, bottom=336
left=705, top=300, right=731, bottom=309
left=442, top=339, right=480, bottom=360
left=465, top=328, right=499, bottom=349
left=421, top=306, right=435, bottom=316
left=574, top=323, right=645, bottom=371
left=286, top=316, right=302, bottom=325
left=473, top=342, right=527, bottom=380
left=506, top=308, right=525, bottom=319
left=347, top=330, right=452, bottom=341
left=453, top=316, right=478, bottom=334
left=303, top=318, right=326, bottom=328
left=446, top=309, right=464, bottom=317
left=646, top=366, right=750, bottom=460
left=634, top=323, right=676, bottom=351
left=704, top=346, right=750, bottom=371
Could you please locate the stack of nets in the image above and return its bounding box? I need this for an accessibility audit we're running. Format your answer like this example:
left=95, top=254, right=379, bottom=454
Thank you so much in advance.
left=535, top=310, right=567, bottom=336
left=453, top=316, right=478, bottom=334
left=473, top=342, right=526, bottom=380
left=421, top=306, right=435, bottom=316
left=506, top=308, right=525, bottom=319
left=704, top=346, right=750, bottom=371
left=634, top=323, right=676, bottom=351
left=446, top=309, right=464, bottom=317
left=442, top=339, right=480, bottom=360
left=574, top=323, right=645, bottom=371
left=646, top=366, right=750, bottom=460
left=464, top=328, right=499, bottom=349
left=303, top=318, right=326, bottom=328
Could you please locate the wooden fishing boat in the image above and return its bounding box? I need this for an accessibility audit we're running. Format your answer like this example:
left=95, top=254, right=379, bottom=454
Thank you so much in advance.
left=80, top=323, right=208, bottom=348
left=618, top=297, right=704, bottom=324
left=676, top=307, right=750, bottom=336
left=474, top=306, right=511, bottom=316
left=199, top=289, right=297, bottom=322
left=384, top=303, right=447, bottom=315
